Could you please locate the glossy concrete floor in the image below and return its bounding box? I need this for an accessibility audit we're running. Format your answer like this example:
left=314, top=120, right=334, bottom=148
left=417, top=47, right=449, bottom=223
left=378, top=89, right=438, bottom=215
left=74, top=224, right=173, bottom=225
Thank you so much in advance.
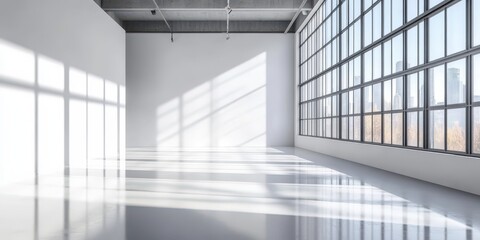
left=1, top=147, right=480, bottom=240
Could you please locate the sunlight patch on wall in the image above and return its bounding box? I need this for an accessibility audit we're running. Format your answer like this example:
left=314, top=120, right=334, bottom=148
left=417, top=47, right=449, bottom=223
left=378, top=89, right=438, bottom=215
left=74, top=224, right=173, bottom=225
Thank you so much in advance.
left=0, top=39, right=35, bottom=84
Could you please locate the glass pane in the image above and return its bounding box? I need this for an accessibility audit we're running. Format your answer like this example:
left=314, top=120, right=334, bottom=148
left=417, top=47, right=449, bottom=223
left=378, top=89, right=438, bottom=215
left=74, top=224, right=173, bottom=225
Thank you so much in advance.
left=392, top=0, right=403, bottom=30
left=373, top=83, right=382, bottom=111
left=446, top=0, right=466, bottom=55
left=408, top=73, right=418, bottom=109
left=384, top=0, right=392, bottom=34
left=447, top=108, right=466, bottom=152
left=407, top=0, right=418, bottom=21
left=364, top=50, right=372, bottom=82
left=349, top=116, right=354, bottom=139
left=392, top=77, right=403, bottom=110
left=354, top=89, right=361, bottom=114
left=429, top=11, right=445, bottom=61
left=418, top=22, right=425, bottom=65
left=392, top=34, right=403, bottom=73
left=365, top=86, right=372, bottom=113
left=342, top=117, right=348, bottom=139
left=446, top=59, right=466, bottom=105
left=407, top=26, right=418, bottom=68
left=354, top=116, right=361, bottom=141
left=384, top=80, right=392, bottom=111
left=419, top=112, right=424, bottom=147
left=429, top=110, right=445, bottom=150
left=354, top=56, right=361, bottom=85
left=373, top=3, right=382, bottom=41
left=365, top=115, right=372, bottom=142
left=384, top=40, right=392, bottom=76
left=429, top=65, right=445, bottom=106
left=419, top=72, right=425, bottom=107
left=474, top=107, right=480, bottom=154
left=354, top=20, right=361, bottom=52
left=407, top=112, right=418, bottom=147
left=384, top=113, right=392, bottom=144
left=364, top=10, right=373, bottom=46
left=373, top=114, right=382, bottom=143
left=474, top=55, right=480, bottom=102
left=373, top=45, right=382, bottom=79
left=475, top=0, right=480, bottom=46
left=392, top=113, right=403, bottom=145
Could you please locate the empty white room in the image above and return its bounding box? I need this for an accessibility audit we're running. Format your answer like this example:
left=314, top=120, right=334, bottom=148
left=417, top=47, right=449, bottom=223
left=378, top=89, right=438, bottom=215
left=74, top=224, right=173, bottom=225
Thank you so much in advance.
left=1, top=0, right=480, bottom=239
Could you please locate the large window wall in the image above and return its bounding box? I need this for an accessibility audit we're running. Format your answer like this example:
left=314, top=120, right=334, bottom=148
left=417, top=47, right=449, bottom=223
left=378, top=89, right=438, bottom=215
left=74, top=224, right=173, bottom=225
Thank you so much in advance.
left=299, top=0, right=480, bottom=157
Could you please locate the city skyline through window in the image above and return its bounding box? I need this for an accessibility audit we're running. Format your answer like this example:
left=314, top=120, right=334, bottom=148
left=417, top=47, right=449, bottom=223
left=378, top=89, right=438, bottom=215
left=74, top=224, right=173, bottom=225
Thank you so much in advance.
left=299, top=0, right=480, bottom=156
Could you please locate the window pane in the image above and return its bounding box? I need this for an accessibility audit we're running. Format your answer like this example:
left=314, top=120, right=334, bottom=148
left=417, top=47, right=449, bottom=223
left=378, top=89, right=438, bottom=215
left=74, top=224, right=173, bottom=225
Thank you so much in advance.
left=407, top=26, right=418, bottom=68
left=392, top=113, right=403, bottom=145
left=364, top=10, right=373, bottom=46
left=392, top=34, right=403, bottom=73
left=408, top=73, right=418, bottom=108
left=407, top=0, right=418, bottom=21
left=419, top=72, right=425, bottom=108
left=349, top=116, right=354, bottom=139
left=407, top=112, right=418, bottom=147
left=429, top=65, right=445, bottom=106
left=475, top=0, right=480, bottom=46
left=364, top=115, right=372, bottom=142
left=429, top=110, right=445, bottom=150
left=446, top=59, right=466, bottom=105
left=354, top=56, right=361, bottom=85
left=429, top=11, right=445, bottom=61
left=392, top=0, right=403, bottom=30
left=365, top=86, right=372, bottom=113
left=392, top=77, right=403, bottom=110
left=364, top=50, right=372, bottom=82
left=474, top=54, right=480, bottom=102
left=373, top=114, right=382, bottom=143
left=373, top=45, right=382, bottom=79
left=384, top=113, right=392, bottom=144
left=419, top=112, right=424, bottom=147
left=373, top=83, right=382, bottom=111
left=384, top=80, right=392, bottom=111
left=474, top=107, right=480, bottom=154
left=384, top=0, right=392, bottom=34
left=447, top=108, right=466, bottom=152
left=354, top=89, right=361, bottom=114
left=384, top=40, right=392, bottom=76
left=373, top=3, right=382, bottom=41
left=354, top=116, right=361, bottom=141
left=446, top=0, right=466, bottom=55
left=342, top=117, right=348, bottom=139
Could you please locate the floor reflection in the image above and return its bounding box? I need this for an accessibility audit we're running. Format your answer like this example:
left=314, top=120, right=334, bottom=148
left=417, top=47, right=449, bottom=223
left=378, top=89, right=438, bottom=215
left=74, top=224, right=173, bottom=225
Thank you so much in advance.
left=0, top=147, right=479, bottom=239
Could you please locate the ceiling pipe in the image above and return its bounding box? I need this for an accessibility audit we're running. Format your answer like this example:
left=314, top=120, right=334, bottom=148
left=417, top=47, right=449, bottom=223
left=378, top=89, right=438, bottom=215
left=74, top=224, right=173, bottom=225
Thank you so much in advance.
left=225, top=0, right=232, bottom=40
left=151, top=0, right=174, bottom=42
left=284, top=0, right=309, bottom=33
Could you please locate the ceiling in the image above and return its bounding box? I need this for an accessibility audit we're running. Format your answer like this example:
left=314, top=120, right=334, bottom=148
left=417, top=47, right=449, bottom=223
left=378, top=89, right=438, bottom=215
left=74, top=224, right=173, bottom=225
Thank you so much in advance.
left=99, top=0, right=314, bottom=33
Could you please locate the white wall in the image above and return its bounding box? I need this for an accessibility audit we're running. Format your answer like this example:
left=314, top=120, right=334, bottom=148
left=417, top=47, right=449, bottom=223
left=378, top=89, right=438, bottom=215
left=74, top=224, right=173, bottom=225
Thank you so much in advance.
left=293, top=15, right=480, bottom=196
left=127, top=33, right=294, bottom=148
left=0, top=0, right=126, bottom=184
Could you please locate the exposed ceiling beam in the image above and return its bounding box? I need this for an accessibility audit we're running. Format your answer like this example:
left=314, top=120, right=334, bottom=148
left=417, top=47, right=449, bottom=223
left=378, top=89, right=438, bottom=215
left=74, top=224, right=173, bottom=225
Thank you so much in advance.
left=123, top=21, right=294, bottom=33
left=103, top=7, right=313, bottom=12
left=102, top=0, right=313, bottom=9
left=284, top=0, right=309, bottom=33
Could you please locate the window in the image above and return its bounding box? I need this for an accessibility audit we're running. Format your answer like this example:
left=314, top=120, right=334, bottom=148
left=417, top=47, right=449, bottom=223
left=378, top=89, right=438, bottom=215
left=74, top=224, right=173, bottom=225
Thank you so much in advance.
left=298, top=0, right=478, bottom=157
left=429, top=11, right=445, bottom=61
